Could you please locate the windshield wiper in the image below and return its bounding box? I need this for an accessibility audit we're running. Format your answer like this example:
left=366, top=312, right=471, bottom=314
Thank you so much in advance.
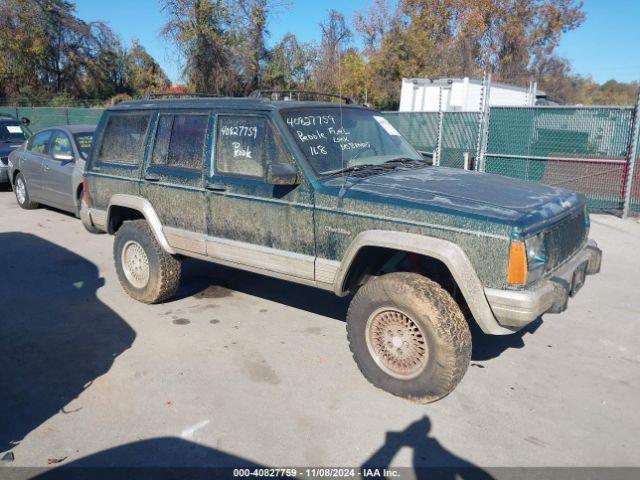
left=324, top=157, right=427, bottom=179
left=323, top=163, right=377, bottom=178
left=382, top=157, right=428, bottom=166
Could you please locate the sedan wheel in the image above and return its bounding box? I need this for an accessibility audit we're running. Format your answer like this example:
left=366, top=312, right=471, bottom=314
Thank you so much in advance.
left=14, top=173, right=38, bottom=210
left=15, top=177, right=26, bottom=204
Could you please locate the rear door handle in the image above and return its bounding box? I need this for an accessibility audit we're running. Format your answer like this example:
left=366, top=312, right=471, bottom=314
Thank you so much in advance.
left=145, top=173, right=161, bottom=182
left=205, top=182, right=227, bottom=192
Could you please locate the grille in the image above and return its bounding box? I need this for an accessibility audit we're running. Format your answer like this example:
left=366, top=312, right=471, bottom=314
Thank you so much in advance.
left=544, top=208, right=588, bottom=271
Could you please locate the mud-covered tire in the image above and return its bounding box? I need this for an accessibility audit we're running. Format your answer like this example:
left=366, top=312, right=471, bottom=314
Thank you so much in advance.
left=14, top=173, right=39, bottom=210
left=346, top=272, right=471, bottom=403
left=113, top=219, right=181, bottom=303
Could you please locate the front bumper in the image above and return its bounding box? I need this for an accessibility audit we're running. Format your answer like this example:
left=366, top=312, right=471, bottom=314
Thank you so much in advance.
left=485, top=239, right=602, bottom=330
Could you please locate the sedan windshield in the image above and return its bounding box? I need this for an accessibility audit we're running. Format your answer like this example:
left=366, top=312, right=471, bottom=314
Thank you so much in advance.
left=280, top=107, right=424, bottom=176
left=0, top=121, right=28, bottom=143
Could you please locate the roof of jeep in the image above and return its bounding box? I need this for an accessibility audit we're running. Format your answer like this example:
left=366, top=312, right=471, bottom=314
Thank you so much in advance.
left=110, top=97, right=370, bottom=112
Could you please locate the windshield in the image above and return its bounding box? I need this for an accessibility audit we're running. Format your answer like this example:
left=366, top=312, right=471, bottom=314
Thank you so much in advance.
left=74, top=132, right=94, bottom=160
left=280, top=107, right=423, bottom=176
left=0, top=121, right=28, bottom=143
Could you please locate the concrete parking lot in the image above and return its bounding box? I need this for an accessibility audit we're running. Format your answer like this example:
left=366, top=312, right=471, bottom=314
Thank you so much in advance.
left=0, top=187, right=639, bottom=473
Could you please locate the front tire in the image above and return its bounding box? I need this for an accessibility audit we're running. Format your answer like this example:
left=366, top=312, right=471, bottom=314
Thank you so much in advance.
left=14, top=173, right=39, bottom=210
left=346, top=272, right=471, bottom=403
left=113, top=220, right=181, bottom=303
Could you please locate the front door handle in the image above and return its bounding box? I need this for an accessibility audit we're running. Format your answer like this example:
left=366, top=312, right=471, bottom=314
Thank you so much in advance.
left=43, top=164, right=50, bottom=171
left=145, top=173, right=161, bottom=182
left=205, top=182, right=227, bottom=192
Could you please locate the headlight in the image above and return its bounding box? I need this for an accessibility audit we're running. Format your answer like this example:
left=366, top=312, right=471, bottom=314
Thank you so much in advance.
left=525, top=233, right=547, bottom=283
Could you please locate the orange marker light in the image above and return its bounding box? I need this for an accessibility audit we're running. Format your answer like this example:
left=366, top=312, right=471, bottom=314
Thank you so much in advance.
left=507, top=241, right=528, bottom=285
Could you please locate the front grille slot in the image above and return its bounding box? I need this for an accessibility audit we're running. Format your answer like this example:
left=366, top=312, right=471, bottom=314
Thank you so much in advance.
left=545, top=208, right=587, bottom=271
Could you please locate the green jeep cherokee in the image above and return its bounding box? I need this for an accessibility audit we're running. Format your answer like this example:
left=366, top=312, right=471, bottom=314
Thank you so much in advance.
left=81, top=98, right=602, bottom=402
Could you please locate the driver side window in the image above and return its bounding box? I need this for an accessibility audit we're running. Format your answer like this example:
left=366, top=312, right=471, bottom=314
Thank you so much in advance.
left=28, top=131, right=52, bottom=155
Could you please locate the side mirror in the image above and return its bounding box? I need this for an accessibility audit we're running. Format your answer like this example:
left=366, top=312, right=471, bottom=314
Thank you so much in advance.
left=53, top=152, right=74, bottom=162
left=266, top=162, right=298, bottom=185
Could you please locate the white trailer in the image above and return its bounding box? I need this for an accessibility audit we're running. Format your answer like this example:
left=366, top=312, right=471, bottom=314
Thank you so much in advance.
left=399, top=77, right=548, bottom=112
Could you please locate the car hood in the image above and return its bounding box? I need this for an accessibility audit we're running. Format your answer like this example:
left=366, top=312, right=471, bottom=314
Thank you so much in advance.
left=325, top=166, right=584, bottom=231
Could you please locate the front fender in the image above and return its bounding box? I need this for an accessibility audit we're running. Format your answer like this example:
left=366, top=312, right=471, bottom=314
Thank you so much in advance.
left=334, top=230, right=512, bottom=335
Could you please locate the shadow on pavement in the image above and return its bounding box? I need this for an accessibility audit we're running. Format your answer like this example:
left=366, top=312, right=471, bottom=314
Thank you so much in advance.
left=176, top=257, right=351, bottom=321
left=0, top=232, right=135, bottom=454
left=470, top=318, right=542, bottom=361
left=30, top=416, right=490, bottom=479
left=30, top=437, right=263, bottom=480
left=363, top=416, right=493, bottom=479
left=177, top=257, right=539, bottom=362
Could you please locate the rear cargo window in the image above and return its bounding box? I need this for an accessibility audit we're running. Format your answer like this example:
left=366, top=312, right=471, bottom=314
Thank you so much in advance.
left=97, top=113, right=150, bottom=164
left=152, top=114, right=208, bottom=170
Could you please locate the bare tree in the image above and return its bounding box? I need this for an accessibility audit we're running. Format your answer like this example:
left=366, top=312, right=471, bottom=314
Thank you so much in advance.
left=162, top=0, right=238, bottom=95
left=314, top=9, right=351, bottom=93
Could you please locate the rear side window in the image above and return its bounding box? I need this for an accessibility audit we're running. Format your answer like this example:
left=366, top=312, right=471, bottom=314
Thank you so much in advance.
left=28, top=131, right=52, bottom=154
left=98, top=113, right=150, bottom=164
left=215, top=116, right=269, bottom=177
left=74, top=133, right=94, bottom=160
left=152, top=114, right=208, bottom=170
left=50, top=131, right=72, bottom=156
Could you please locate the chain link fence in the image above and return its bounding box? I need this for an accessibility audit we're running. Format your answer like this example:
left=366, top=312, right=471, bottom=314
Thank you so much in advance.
left=383, top=112, right=439, bottom=159
left=630, top=128, right=640, bottom=214
left=3, top=101, right=640, bottom=216
left=383, top=98, right=640, bottom=216
left=439, top=112, right=481, bottom=168
left=484, top=106, right=635, bottom=211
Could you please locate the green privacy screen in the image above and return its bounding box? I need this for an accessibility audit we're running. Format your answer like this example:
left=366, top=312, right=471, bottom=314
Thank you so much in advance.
left=385, top=107, right=637, bottom=212
left=2, top=105, right=638, bottom=214
left=382, top=112, right=439, bottom=154
left=485, top=107, right=635, bottom=210
left=0, top=107, right=105, bottom=133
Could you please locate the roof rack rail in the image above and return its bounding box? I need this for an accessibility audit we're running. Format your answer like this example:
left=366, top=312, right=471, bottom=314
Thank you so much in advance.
left=145, top=92, right=224, bottom=100
left=249, top=90, right=354, bottom=104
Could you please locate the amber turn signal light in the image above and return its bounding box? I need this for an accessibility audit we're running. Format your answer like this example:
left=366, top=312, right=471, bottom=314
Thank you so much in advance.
left=507, top=240, right=528, bottom=285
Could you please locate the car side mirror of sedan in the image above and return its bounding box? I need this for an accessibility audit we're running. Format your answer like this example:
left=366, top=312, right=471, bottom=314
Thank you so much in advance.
left=53, top=152, right=74, bottom=162
left=265, top=162, right=298, bottom=185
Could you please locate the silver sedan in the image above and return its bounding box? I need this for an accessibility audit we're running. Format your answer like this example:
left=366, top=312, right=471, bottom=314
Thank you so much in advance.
left=8, top=125, right=95, bottom=217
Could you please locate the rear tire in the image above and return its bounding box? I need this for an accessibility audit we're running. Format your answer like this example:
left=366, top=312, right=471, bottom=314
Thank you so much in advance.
left=346, top=272, right=471, bottom=403
left=14, top=173, right=39, bottom=210
left=113, top=220, right=181, bottom=303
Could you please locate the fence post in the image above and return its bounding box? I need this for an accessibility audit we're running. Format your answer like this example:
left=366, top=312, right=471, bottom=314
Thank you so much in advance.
left=622, top=87, right=640, bottom=218
left=435, top=87, right=444, bottom=166
left=475, top=72, right=492, bottom=172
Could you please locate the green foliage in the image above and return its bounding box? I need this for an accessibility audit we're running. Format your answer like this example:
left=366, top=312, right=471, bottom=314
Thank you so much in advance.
left=162, top=0, right=239, bottom=95
left=263, top=33, right=316, bottom=90
left=1, top=0, right=635, bottom=109
left=0, top=0, right=170, bottom=104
